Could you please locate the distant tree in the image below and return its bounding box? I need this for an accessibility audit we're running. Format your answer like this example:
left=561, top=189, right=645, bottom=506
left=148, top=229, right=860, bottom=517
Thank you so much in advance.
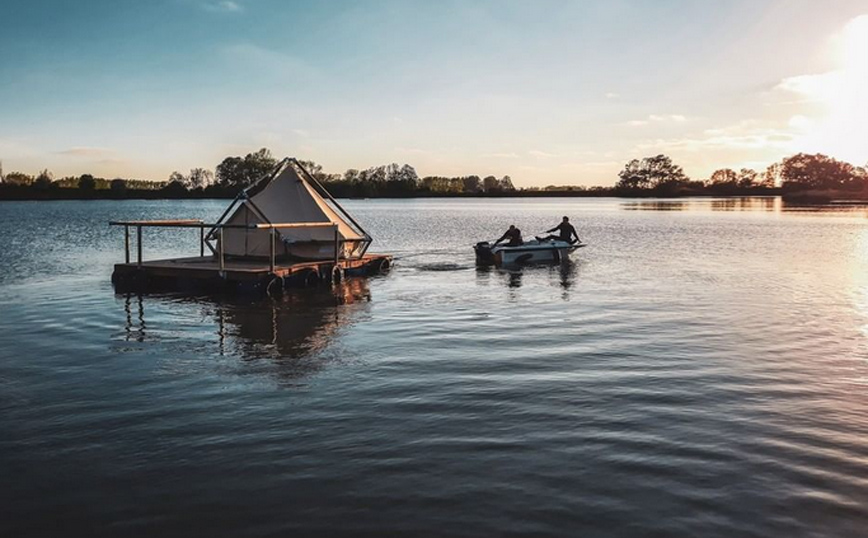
left=383, top=163, right=397, bottom=181
left=710, top=168, right=738, bottom=185
left=364, top=165, right=387, bottom=183
left=482, top=175, right=499, bottom=192
left=617, top=154, right=688, bottom=190
left=499, top=175, right=515, bottom=191
left=781, top=153, right=859, bottom=190
left=162, top=179, right=188, bottom=196
left=396, top=164, right=418, bottom=184
left=462, top=175, right=482, bottom=193
left=857, top=164, right=868, bottom=184
left=33, top=169, right=54, bottom=191
left=4, top=171, right=33, bottom=186
left=168, top=171, right=186, bottom=184
left=344, top=169, right=360, bottom=183
left=761, top=163, right=781, bottom=188
left=216, top=148, right=277, bottom=189
left=298, top=160, right=324, bottom=179
left=110, top=178, right=127, bottom=195
left=421, top=176, right=452, bottom=193
left=737, top=168, right=758, bottom=188
left=79, top=174, right=96, bottom=191
left=187, top=168, right=213, bottom=189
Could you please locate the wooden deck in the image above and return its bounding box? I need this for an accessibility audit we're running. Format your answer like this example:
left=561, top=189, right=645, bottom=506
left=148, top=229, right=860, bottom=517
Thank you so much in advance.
left=112, top=254, right=391, bottom=294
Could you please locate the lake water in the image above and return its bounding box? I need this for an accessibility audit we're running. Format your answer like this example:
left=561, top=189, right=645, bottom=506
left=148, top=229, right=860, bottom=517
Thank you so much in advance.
left=1, top=197, right=868, bottom=537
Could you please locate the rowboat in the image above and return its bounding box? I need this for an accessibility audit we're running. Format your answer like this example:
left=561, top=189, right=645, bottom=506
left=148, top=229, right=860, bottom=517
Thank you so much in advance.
left=473, top=238, right=584, bottom=266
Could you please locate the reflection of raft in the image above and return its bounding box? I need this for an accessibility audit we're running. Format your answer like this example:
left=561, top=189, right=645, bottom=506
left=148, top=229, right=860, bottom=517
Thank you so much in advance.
left=474, top=239, right=585, bottom=266
left=110, top=158, right=391, bottom=294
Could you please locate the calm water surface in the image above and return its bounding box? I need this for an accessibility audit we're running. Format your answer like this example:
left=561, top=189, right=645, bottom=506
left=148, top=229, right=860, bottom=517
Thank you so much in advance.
left=2, top=198, right=868, bottom=537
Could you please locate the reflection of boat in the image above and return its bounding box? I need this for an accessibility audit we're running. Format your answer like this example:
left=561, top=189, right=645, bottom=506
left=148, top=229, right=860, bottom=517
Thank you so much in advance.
left=474, top=239, right=585, bottom=266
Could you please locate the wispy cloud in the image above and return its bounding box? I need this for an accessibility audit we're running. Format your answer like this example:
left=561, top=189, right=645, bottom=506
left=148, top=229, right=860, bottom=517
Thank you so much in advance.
left=626, top=114, right=688, bottom=127
left=200, top=1, right=243, bottom=13
left=635, top=120, right=795, bottom=152
left=57, top=146, right=116, bottom=157
left=528, top=149, right=555, bottom=159
left=605, top=92, right=619, bottom=99
left=649, top=114, right=687, bottom=122
left=558, top=160, right=622, bottom=171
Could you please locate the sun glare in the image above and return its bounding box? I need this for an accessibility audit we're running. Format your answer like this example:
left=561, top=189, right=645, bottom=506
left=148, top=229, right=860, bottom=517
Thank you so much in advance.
left=790, top=15, right=868, bottom=165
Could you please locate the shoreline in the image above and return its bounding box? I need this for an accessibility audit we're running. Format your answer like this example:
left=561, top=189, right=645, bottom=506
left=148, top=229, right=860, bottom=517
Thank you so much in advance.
left=0, top=188, right=788, bottom=202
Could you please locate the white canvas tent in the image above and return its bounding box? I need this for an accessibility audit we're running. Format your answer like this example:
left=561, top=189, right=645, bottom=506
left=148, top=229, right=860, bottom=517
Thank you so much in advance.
left=206, top=158, right=371, bottom=261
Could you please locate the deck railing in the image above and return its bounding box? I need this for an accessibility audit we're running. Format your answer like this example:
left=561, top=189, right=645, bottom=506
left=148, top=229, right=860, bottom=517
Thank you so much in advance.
left=109, top=220, right=342, bottom=274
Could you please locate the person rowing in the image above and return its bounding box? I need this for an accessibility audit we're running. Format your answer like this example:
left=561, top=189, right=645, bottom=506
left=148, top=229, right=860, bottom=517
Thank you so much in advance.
left=493, top=224, right=523, bottom=246
left=536, top=216, right=580, bottom=244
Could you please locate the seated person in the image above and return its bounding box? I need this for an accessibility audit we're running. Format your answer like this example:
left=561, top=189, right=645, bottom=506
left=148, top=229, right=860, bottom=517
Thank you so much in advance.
left=494, top=224, right=523, bottom=246
left=536, top=216, right=580, bottom=244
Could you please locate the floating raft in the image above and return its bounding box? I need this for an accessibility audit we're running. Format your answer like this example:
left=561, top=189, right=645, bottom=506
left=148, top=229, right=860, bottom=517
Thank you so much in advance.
left=110, top=157, right=391, bottom=295
left=112, top=253, right=391, bottom=294
left=109, top=219, right=391, bottom=294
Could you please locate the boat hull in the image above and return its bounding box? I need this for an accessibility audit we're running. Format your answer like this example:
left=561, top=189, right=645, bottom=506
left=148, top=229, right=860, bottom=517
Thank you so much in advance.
left=474, top=240, right=583, bottom=266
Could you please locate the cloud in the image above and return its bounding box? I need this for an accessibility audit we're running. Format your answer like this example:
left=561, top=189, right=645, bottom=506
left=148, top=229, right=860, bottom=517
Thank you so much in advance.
left=483, top=152, right=520, bottom=159
left=605, top=92, right=619, bottom=99
left=57, top=146, right=116, bottom=157
left=201, top=1, right=243, bottom=13
left=626, top=114, right=688, bottom=127
left=528, top=149, right=555, bottom=159
left=635, top=120, right=795, bottom=153
left=558, top=160, right=622, bottom=171
left=649, top=114, right=687, bottom=122
left=96, top=158, right=127, bottom=165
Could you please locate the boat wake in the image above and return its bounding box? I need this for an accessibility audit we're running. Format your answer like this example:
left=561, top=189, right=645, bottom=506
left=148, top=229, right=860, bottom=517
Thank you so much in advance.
left=414, top=262, right=471, bottom=272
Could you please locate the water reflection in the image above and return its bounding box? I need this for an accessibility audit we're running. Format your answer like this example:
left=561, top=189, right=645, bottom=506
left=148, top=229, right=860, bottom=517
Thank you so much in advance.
left=553, top=259, right=578, bottom=293
left=711, top=197, right=781, bottom=212
left=621, top=197, right=783, bottom=212
left=123, top=293, right=147, bottom=343
left=120, top=279, right=372, bottom=381
left=475, top=259, right=579, bottom=300
left=622, top=200, right=689, bottom=211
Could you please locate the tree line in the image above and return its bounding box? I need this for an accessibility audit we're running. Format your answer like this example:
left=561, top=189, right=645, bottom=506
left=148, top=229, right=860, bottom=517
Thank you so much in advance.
left=613, top=152, right=868, bottom=197
left=2, top=148, right=866, bottom=201
left=212, top=148, right=516, bottom=197
left=0, top=148, right=516, bottom=199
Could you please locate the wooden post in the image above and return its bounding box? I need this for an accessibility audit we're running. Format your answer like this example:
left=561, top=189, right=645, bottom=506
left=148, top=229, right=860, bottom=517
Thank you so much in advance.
left=136, top=225, right=142, bottom=268
left=269, top=227, right=276, bottom=273
left=218, top=227, right=225, bottom=274
left=200, top=225, right=205, bottom=257
left=333, top=225, right=340, bottom=267
left=124, top=225, right=130, bottom=264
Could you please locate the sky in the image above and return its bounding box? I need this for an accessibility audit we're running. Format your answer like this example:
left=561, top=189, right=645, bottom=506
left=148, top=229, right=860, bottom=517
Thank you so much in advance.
left=1, top=0, right=866, bottom=187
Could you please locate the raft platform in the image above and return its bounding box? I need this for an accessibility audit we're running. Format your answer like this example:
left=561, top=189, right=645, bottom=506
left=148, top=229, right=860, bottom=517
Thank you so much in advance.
left=110, top=219, right=391, bottom=294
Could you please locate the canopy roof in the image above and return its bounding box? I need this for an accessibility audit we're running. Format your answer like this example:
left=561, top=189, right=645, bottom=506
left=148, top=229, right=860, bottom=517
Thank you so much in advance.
left=208, top=158, right=370, bottom=259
